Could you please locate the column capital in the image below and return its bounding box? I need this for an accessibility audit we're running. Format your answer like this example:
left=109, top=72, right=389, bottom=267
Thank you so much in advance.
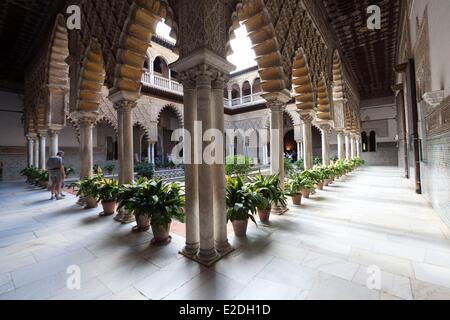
left=262, top=90, right=291, bottom=110
left=113, top=100, right=136, bottom=113
left=299, top=110, right=315, bottom=123
left=317, top=122, right=333, bottom=135
left=36, top=129, right=48, bottom=137
left=26, top=133, right=37, bottom=140
left=73, top=111, right=98, bottom=125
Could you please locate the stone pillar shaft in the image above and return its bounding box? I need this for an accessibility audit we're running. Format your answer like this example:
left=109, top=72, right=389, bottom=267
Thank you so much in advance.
left=319, top=124, right=332, bottom=166
left=27, top=137, right=34, bottom=167
left=212, top=77, right=231, bottom=253
left=350, top=135, right=355, bottom=159
left=49, top=130, right=59, bottom=157
left=117, top=108, right=124, bottom=185
left=337, top=131, right=345, bottom=160
left=33, top=138, right=39, bottom=168
left=182, top=81, right=200, bottom=256
left=195, top=70, right=218, bottom=262
left=38, top=133, right=46, bottom=169
left=301, top=115, right=314, bottom=169
left=345, top=133, right=351, bottom=160
left=297, top=141, right=302, bottom=161
left=269, top=104, right=284, bottom=183
left=79, top=119, right=94, bottom=179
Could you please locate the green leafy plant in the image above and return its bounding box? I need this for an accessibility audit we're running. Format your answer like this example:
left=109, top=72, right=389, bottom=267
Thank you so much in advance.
left=135, top=162, right=154, bottom=179
left=104, top=164, right=115, bottom=175
left=96, top=178, right=119, bottom=203
left=226, top=175, right=264, bottom=225
left=249, top=173, right=287, bottom=210
left=225, top=155, right=253, bottom=176
left=74, top=174, right=102, bottom=199
left=284, top=158, right=295, bottom=176
left=294, top=158, right=305, bottom=171
left=285, top=172, right=315, bottom=196
left=117, top=178, right=185, bottom=228
left=313, top=157, right=322, bottom=166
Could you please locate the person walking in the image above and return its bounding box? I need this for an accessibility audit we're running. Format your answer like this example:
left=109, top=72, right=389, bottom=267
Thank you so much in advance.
left=46, top=151, right=65, bottom=200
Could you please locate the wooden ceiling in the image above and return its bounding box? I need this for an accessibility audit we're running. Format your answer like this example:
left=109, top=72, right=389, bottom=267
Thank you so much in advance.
left=322, top=0, right=401, bottom=99
left=0, top=0, right=65, bottom=92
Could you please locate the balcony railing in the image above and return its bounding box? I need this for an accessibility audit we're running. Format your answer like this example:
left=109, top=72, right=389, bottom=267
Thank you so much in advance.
left=141, top=72, right=183, bottom=95
left=142, top=71, right=265, bottom=108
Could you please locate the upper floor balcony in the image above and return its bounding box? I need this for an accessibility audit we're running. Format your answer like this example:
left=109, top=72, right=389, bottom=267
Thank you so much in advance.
left=141, top=69, right=265, bottom=109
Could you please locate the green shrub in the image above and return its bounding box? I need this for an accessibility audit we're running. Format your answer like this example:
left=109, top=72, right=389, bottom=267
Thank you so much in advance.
left=135, top=162, right=154, bottom=179
left=225, top=155, right=253, bottom=176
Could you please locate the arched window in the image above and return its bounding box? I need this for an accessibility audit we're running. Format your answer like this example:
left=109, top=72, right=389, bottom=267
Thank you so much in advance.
left=231, top=84, right=240, bottom=99
left=369, top=131, right=376, bottom=152
left=224, top=88, right=229, bottom=99
left=153, top=56, right=170, bottom=78
left=143, top=59, right=149, bottom=70
left=106, top=137, right=114, bottom=160
left=242, top=81, right=251, bottom=96
left=252, top=78, right=261, bottom=94
left=361, top=131, right=368, bottom=152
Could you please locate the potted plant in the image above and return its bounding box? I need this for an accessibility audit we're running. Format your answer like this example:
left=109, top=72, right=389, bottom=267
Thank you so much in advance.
left=285, top=177, right=302, bottom=205
left=225, top=155, right=253, bottom=176
left=249, top=173, right=287, bottom=222
left=299, top=170, right=317, bottom=198
left=226, top=175, right=263, bottom=237
left=104, top=164, right=115, bottom=176
left=117, top=178, right=148, bottom=231
left=118, top=178, right=185, bottom=244
left=74, top=175, right=101, bottom=209
left=96, top=177, right=119, bottom=216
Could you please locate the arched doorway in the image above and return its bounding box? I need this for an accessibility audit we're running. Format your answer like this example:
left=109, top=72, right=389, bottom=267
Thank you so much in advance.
left=312, top=125, right=322, bottom=162
left=157, top=106, right=182, bottom=166
left=283, top=112, right=297, bottom=161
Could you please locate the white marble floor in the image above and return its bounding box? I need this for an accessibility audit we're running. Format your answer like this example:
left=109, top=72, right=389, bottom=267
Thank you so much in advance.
left=1, top=166, right=450, bottom=300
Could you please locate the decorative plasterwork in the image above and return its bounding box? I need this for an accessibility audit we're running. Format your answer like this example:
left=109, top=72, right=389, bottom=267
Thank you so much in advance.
left=414, top=6, right=432, bottom=103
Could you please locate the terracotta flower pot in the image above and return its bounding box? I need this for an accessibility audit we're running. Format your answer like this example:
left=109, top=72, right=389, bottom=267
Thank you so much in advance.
left=101, top=201, right=116, bottom=216
left=133, top=214, right=150, bottom=232
left=232, top=219, right=248, bottom=237
left=317, top=182, right=324, bottom=190
left=291, top=193, right=302, bottom=206
left=301, top=188, right=310, bottom=198
left=151, top=222, right=171, bottom=245
left=84, top=197, right=98, bottom=209
left=324, top=179, right=330, bottom=187
left=257, top=208, right=271, bottom=223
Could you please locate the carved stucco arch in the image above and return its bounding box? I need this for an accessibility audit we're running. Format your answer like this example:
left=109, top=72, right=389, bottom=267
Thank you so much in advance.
left=292, top=48, right=315, bottom=114
left=110, top=0, right=178, bottom=100
left=332, top=50, right=344, bottom=101
left=156, top=103, right=183, bottom=127
left=316, top=76, right=331, bottom=121
left=76, top=39, right=106, bottom=112
left=44, top=14, right=70, bottom=129
left=228, top=0, right=289, bottom=93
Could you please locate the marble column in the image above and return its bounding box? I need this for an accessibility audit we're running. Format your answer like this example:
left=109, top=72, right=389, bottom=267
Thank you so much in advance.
left=38, top=132, right=47, bottom=169
left=300, top=113, right=314, bottom=169
left=79, top=115, right=95, bottom=179
left=263, top=144, right=269, bottom=165
left=147, top=143, right=151, bottom=163
left=195, top=69, right=218, bottom=263
left=48, top=129, right=59, bottom=157
left=26, top=136, right=35, bottom=167
left=181, top=78, right=199, bottom=256
left=116, top=107, right=124, bottom=184
left=345, top=132, right=351, bottom=160
left=264, top=91, right=290, bottom=214
left=337, top=130, right=345, bottom=160
left=356, top=137, right=361, bottom=158
left=33, top=137, right=39, bottom=168
left=212, top=76, right=231, bottom=254
left=296, top=141, right=302, bottom=161
left=350, top=134, right=356, bottom=159
left=319, top=123, right=332, bottom=166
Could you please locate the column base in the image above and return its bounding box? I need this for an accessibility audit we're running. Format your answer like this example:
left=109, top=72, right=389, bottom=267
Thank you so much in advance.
left=181, top=242, right=200, bottom=256
left=215, top=240, right=233, bottom=255
left=180, top=246, right=234, bottom=267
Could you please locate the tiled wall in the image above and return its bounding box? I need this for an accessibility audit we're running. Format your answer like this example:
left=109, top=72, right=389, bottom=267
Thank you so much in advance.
left=420, top=131, right=450, bottom=226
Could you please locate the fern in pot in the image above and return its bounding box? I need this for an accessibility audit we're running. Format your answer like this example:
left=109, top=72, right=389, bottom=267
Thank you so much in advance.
left=96, top=177, right=119, bottom=216
left=249, top=173, right=287, bottom=223
left=226, top=175, right=264, bottom=237
left=118, top=178, right=185, bottom=244
left=74, top=175, right=102, bottom=209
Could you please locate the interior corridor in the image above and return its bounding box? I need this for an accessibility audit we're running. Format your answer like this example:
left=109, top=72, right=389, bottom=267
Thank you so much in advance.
left=1, top=167, right=450, bottom=300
